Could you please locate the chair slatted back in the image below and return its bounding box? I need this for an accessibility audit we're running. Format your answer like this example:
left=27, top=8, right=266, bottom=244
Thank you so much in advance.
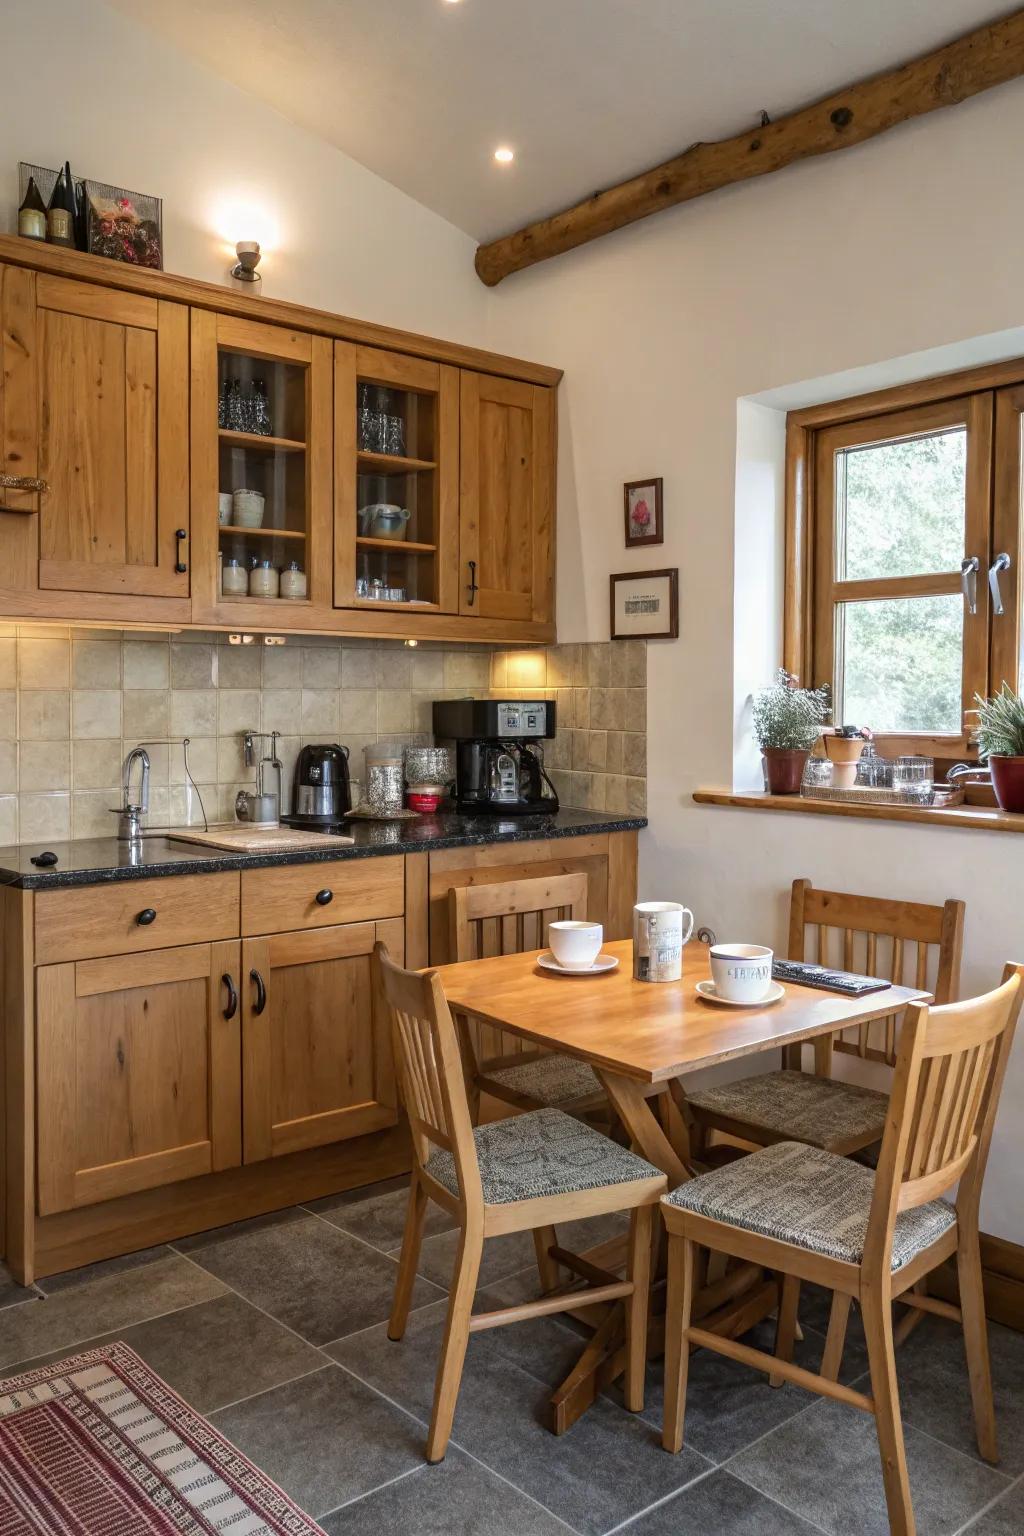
left=449, top=873, right=588, bottom=1066
left=867, top=966, right=1023, bottom=1267
left=376, top=943, right=483, bottom=1207
left=789, top=879, right=964, bottom=1069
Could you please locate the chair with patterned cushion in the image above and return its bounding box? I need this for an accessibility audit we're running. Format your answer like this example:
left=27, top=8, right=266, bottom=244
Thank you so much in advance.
left=376, top=942, right=667, bottom=1463
left=661, top=963, right=1024, bottom=1536
left=685, top=879, right=965, bottom=1159
left=448, top=874, right=609, bottom=1117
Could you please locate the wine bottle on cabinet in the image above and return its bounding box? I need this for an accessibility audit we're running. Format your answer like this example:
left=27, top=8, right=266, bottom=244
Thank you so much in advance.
left=66, top=161, right=86, bottom=250
left=46, top=168, right=76, bottom=248
left=17, top=177, right=47, bottom=242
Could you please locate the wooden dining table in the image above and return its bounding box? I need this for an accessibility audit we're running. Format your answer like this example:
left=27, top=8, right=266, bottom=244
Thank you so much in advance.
left=434, top=937, right=929, bottom=1432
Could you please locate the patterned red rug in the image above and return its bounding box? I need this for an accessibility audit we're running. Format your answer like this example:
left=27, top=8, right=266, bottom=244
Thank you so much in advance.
left=0, top=1341, right=326, bottom=1535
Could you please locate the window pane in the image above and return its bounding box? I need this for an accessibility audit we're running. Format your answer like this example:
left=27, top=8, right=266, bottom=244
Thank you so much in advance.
left=837, top=429, right=966, bottom=581
left=838, top=595, right=963, bottom=734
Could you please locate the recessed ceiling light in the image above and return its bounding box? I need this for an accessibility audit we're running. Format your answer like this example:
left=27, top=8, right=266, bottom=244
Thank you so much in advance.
left=494, top=146, right=515, bottom=165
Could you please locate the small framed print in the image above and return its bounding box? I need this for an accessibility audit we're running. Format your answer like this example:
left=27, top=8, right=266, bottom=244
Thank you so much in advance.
left=623, top=477, right=663, bottom=547
left=610, top=568, right=679, bottom=640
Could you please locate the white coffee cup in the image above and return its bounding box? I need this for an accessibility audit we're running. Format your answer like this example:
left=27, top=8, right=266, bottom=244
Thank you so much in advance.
left=548, top=920, right=603, bottom=971
left=710, top=943, right=774, bottom=1003
left=218, top=492, right=233, bottom=525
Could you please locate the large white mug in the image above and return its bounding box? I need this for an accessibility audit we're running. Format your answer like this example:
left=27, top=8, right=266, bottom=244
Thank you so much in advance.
left=633, top=901, right=694, bottom=983
left=710, top=943, right=775, bottom=1003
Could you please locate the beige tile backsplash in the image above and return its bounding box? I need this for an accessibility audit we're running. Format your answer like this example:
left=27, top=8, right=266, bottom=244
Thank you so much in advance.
left=0, top=627, right=646, bottom=844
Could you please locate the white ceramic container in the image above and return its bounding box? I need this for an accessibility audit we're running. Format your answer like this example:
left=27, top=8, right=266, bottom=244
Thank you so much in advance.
left=233, top=489, right=265, bottom=528
left=218, top=492, right=233, bottom=525
left=633, top=901, right=694, bottom=982
left=547, top=920, right=604, bottom=971
left=709, top=943, right=775, bottom=1003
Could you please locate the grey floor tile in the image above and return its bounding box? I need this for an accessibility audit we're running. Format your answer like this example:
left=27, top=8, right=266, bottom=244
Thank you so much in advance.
left=320, top=1452, right=574, bottom=1535
left=3, top=1293, right=323, bottom=1413
left=331, top=1304, right=710, bottom=1536
left=36, top=1244, right=173, bottom=1295
left=893, top=1317, right=1024, bottom=1474
left=172, top=1204, right=308, bottom=1253
left=473, top=1286, right=595, bottom=1390
left=607, top=1318, right=817, bottom=1464
left=212, top=1364, right=423, bottom=1520
left=409, top=1227, right=541, bottom=1289
left=729, top=1394, right=1010, bottom=1536
left=0, top=1256, right=225, bottom=1371
left=962, top=1476, right=1024, bottom=1535
left=0, top=1263, right=40, bottom=1312
left=625, top=1468, right=823, bottom=1535
left=310, top=1179, right=457, bottom=1253
left=186, top=1214, right=444, bottom=1345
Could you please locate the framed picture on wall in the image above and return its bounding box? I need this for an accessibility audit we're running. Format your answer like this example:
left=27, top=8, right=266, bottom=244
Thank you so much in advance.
left=623, top=477, right=663, bottom=546
left=610, top=568, right=679, bottom=640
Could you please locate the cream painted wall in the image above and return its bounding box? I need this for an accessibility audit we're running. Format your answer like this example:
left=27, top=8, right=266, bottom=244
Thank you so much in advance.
left=485, top=81, right=1024, bottom=1244
left=0, top=0, right=487, bottom=343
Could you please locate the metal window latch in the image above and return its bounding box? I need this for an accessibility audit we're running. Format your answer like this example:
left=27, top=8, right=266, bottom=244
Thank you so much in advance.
left=961, top=555, right=981, bottom=614
left=989, top=553, right=1012, bottom=616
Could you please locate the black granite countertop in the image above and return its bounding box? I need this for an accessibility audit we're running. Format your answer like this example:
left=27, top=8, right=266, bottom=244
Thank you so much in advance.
left=0, top=809, right=647, bottom=889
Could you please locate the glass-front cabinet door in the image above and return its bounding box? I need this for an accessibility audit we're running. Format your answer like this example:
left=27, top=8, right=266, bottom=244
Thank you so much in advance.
left=191, top=312, right=332, bottom=627
left=334, top=343, right=458, bottom=614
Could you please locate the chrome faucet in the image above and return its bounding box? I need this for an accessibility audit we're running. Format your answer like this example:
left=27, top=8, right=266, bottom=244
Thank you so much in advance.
left=114, top=747, right=151, bottom=841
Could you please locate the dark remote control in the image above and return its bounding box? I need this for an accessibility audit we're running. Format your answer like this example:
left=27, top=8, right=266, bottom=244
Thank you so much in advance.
left=772, top=958, right=891, bottom=997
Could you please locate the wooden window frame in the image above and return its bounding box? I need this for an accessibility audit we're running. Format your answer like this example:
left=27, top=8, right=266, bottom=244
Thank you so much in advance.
left=786, top=358, right=1024, bottom=760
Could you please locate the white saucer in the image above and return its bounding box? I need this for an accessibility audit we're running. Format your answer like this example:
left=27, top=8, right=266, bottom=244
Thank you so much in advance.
left=695, top=979, right=785, bottom=1008
left=537, top=950, right=620, bottom=976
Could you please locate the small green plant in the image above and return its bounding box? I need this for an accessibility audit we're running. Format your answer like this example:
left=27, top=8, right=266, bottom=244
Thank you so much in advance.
left=753, top=670, right=831, bottom=751
left=975, top=683, right=1024, bottom=759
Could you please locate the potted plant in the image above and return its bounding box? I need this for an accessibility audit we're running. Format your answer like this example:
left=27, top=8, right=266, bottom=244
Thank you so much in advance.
left=824, top=724, right=871, bottom=789
left=975, top=684, right=1024, bottom=813
left=753, top=670, right=831, bottom=794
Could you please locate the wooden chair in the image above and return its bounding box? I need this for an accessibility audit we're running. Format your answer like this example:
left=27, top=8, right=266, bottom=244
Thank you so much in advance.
left=377, top=942, right=667, bottom=1463
left=661, top=962, right=1024, bottom=1536
left=448, top=873, right=609, bottom=1118
left=685, top=879, right=965, bottom=1158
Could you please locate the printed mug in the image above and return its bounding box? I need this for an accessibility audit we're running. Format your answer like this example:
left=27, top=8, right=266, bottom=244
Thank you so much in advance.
left=633, top=901, right=695, bottom=983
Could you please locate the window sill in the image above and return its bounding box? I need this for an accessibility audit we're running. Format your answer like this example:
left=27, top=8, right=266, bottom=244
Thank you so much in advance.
left=693, top=789, right=1024, bottom=834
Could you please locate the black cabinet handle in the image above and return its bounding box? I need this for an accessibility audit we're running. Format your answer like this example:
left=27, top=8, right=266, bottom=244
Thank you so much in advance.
left=222, top=972, right=238, bottom=1020
left=467, top=559, right=478, bottom=607
left=315, top=888, right=333, bottom=906
left=250, top=968, right=267, bottom=1015
left=136, top=908, right=157, bottom=926
left=174, top=527, right=187, bottom=574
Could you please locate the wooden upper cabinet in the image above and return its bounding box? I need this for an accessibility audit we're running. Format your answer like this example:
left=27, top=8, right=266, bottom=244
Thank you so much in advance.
left=241, top=918, right=401, bottom=1163
left=190, top=311, right=333, bottom=628
left=0, top=265, right=189, bottom=600
left=35, top=941, right=242, bottom=1215
left=334, top=342, right=459, bottom=613
left=459, top=373, right=555, bottom=624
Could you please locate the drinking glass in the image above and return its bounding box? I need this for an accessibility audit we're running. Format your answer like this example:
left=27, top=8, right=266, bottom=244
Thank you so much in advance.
left=893, top=755, right=934, bottom=803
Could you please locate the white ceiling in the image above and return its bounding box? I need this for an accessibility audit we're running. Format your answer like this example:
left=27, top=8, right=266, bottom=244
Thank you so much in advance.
left=110, top=0, right=1016, bottom=242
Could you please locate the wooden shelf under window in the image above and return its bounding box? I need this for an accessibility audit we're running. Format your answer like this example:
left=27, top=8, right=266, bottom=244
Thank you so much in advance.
left=219, top=430, right=306, bottom=453
left=355, top=536, right=436, bottom=554
left=357, top=451, right=435, bottom=474
left=219, top=525, right=306, bottom=541
left=694, top=789, right=1024, bottom=835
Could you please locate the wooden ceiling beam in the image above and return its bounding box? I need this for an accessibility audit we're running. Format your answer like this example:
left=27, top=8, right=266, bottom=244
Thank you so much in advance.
left=475, top=8, right=1024, bottom=287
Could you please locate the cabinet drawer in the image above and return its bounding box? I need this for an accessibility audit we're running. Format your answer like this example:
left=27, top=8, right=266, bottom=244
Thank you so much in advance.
left=35, top=872, right=241, bottom=964
left=241, top=856, right=404, bottom=936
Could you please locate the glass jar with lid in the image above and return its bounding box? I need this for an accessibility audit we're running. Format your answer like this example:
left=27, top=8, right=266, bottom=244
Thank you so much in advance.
left=249, top=559, right=279, bottom=599
left=221, top=557, right=248, bottom=596
left=279, top=561, right=307, bottom=600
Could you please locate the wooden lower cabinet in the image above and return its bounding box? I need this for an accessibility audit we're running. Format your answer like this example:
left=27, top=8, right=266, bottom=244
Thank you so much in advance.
left=35, top=941, right=242, bottom=1215
left=241, top=918, right=402, bottom=1163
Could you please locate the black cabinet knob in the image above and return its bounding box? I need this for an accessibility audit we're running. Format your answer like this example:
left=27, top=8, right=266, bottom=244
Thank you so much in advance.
left=136, top=908, right=157, bottom=926
left=315, top=888, right=333, bottom=906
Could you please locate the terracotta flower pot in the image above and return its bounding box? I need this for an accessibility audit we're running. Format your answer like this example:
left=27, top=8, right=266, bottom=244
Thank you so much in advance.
left=823, top=735, right=866, bottom=790
left=763, top=747, right=809, bottom=795
left=988, top=755, right=1024, bottom=814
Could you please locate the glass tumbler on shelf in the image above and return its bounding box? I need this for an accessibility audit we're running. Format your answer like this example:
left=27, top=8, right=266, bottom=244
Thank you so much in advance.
left=800, top=755, right=832, bottom=793
left=893, top=755, right=934, bottom=803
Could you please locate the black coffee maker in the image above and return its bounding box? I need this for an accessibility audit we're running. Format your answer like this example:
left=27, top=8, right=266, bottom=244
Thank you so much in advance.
left=289, top=743, right=351, bottom=823
left=432, top=699, right=558, bottom=816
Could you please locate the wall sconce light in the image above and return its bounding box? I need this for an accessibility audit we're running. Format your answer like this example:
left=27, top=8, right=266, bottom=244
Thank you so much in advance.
left=231, top=240, right=262, bottom=288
